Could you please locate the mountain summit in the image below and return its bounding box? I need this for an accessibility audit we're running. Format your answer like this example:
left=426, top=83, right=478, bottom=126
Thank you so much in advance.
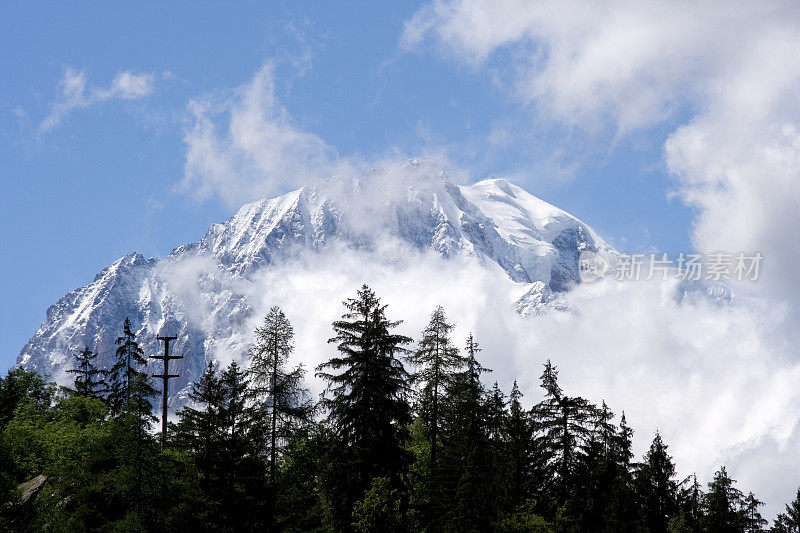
left=17, top=161, right=613, bottom=406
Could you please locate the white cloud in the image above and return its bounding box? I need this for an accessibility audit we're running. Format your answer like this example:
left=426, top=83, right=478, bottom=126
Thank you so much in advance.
left=402, top=1, right=800, bottom=133
left=179, top=64, right=362, bottom=207
left=403, top=0, right=800, bottom=518
left=40, top=67, right=157, bottom=133
left=156, top=235, right=800, bottom=519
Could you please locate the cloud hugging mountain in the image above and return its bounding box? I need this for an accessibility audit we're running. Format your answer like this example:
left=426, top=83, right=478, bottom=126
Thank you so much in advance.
left=18, top=160, right=613, bottom=409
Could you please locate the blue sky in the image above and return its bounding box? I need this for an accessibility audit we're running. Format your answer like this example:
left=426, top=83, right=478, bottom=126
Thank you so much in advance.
left=0, top=2, right=696, bottom=369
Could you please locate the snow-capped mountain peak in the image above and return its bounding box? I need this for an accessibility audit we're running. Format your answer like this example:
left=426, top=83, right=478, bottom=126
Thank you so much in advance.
left=18, top=164, right=614, bottom=405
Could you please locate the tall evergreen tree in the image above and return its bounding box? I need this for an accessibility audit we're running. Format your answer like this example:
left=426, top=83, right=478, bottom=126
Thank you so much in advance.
left=569, top=400, right=630, bottom=530
left=248, top=306, right=313, bottom=488
left=439, top=334, right=493, bottom=532
left=107, top=318, right=157, bottom=434
left=636, top=431, right=679, bottom=533
left=532, top=359, right=598, bottom=506
left=175, top=361, right=268, bottom=532
left=107, top=319, right=155, bottom=416
left=409, top=305, right=462, bottom=527
left=66, top=346, right=106, bottom=398
left=702, top=466, right=765, bottom=533
left=674, top=473, right=705, bottom=533
left=606, top=411, right=639, bottom=529
left=505, top=381, right=538, bottom=511
left=742, top=492, right=767, bottom=532
left=316, top=284, right=413, bottom=529
left=486, top=381, right=509, bottom=518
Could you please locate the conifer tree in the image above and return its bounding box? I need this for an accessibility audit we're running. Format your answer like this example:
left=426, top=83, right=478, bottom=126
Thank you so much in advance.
left=486, top=381, right=507, bottom=444
left=674, top=473, right=704, bottom=533
left=532, top=359, right=598, bottom=505
left=107, top=318, right=156, bottom=430
left=606, top=411, right=639, bottom=528
left=409, top=306, right=462, bottom=526
left=505, top=380, right=537, bottom=511
left=316, top=284, right=413, bottom=528
left=743, top=492, right=768, bottom=532
left=176, top=361, right=268, bottom=531
left=410, top=306, right=461, bottom=469
left=439, top=334, right=493, bottom=532
left=66, top=346, right=106, bottom=398
left=773, top=486, right=800, bottom=532
left=701, top=466, right=765, bottom=532
left=248, top=306, right=313, bottom=488
left=486, top=381, right=509, bottom=517
left=569, top=400, right=627, bottom=530
left=636, top=431, right=679, bottom=533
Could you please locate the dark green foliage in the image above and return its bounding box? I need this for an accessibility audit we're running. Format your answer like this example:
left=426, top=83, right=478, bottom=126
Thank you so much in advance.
left=174, top=361, right=269, bottom=532
left=533, top=359, right=598, bottom=506
left=497, top=500, right=552, bottom=533
left=107, top=318, right=157, bottom=428
left=274, top=427, right=329, bottom=532
left=701, top=466, right=766, bottom=532
left=316, top=284, right=413, bottom=529
left=636, top=431, right=679, bottom=533
left=505, top=381, right=539, bottom=511
left=438, top=334, right=493, bottom=532
left=0, top=367, right=52, bottom=424
left=409, top=306, right=463, bottom=528
left=66, top=346, right=106, bottom=399
left=352, top=476, right=405, bottom=532
left=1, top=292, right=795, bottom=532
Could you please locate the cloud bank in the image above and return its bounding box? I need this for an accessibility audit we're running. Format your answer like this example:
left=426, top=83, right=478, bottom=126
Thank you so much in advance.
left=156, top=237, right=800, bottom=520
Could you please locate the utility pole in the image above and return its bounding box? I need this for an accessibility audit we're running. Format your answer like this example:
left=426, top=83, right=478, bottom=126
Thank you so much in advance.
left=151, top=335, right=182, bottom=447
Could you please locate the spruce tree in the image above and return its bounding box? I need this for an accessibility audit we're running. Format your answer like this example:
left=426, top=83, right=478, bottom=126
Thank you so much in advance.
left=107, top=318, right=157, bottom=430
left=248, top=306, right=313, bottom=488
left=486, top=381, right=509, bottom=517
left=66, top=346, right=106, bottom=398
left=505, top=380, right=537, bottom=511
left=439, top=334, right=493, bottom=532
left=176, top=362, right=268, bottom=532
left=636, top=431, right=679, bottom=533
left=674, top=473, right=704, bottom=533
left=701, top=466, right=764, bottom=532
left=532, top=359, right=598, bottom=506
left=569, top=400, right=624, bottom=530
left=316, top=284, right=413, bottom=528
left=409, top=305, right=462, bottom=526
left=606, top=411, right=639, bottom=529
left=742, top=492, right=767, bottom=532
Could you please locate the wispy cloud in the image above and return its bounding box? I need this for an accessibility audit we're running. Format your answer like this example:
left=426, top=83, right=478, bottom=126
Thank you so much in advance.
left=39, top=67, right=158, bottom=133
left=179, top=63, right=363, bottom=207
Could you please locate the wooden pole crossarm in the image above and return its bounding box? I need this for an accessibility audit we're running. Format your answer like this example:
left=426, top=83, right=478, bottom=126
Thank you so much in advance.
left=153, top=335, right=182, bottom=447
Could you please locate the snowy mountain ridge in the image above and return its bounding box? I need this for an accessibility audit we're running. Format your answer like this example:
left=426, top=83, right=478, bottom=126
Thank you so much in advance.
left=17, top=161, right=614, bottom=406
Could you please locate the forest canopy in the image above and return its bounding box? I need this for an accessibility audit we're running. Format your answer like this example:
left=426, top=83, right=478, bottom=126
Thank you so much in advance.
left=1, top=284, right=796, bottom=532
